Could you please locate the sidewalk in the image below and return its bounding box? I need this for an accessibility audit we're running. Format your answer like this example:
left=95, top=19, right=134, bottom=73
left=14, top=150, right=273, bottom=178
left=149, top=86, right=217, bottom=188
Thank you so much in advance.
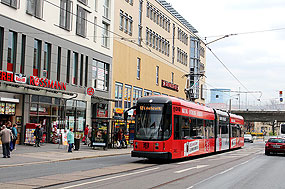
left=0, top=143, right=132, bottom=168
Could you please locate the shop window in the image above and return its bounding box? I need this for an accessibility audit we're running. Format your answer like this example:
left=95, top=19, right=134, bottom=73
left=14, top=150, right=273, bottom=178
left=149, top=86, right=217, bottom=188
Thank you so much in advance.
left=7, top=31, right=17, bottom=72
left=115, top=82, right=123, bottom=108
left=33, top=39, right=42, bottom=77
left=72, top=51, right=78, bottom=85
left=26, top=0, right=44, bottom=19
left=20, top=34, right=26, bottom=74
left=43, top=42, right=51, bottom=78
left=144, top=89, right=152, bottom=96
left=133, top=87, right=142, bottom=106
left=59, top=0, right=72, bottom=31
left=76, top=5, right=87, bottom=37
left=124, top=85, right=132, bottom=109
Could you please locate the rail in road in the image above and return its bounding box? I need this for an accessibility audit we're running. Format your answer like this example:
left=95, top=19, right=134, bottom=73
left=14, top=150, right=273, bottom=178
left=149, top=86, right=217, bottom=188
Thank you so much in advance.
left=37, top=143, right=265, bottom=189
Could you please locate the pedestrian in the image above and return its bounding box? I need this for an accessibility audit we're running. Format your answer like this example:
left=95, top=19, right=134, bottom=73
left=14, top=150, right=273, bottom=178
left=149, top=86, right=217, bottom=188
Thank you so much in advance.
left=102, top=130, right=108, bottom=150
left=117, top=129, right=123, bottom=148
left=83, top=125, right=89, bottom=145
left=88, top=126, right=92, bottom=146
left=0, top=125, right=12, bottom=158
left=11, top=124, right=17, bottom=150
left=34, top=125, right=43, bottom=147
left=67, top=128, right=74, bottom=153
left=6, top=121, right=12, bottom=129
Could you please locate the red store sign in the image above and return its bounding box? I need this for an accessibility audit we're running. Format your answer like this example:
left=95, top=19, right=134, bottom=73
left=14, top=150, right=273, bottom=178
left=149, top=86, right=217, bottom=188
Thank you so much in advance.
left=0, top=71, right=14, bottom=82
left=29, top=76, right=67, bottom=91
left=161, top=80, right=179, bottom=92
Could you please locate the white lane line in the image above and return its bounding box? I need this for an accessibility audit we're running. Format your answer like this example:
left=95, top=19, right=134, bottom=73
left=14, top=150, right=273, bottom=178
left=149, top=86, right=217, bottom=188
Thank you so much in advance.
left=175, top=165, right=208, bottom=174
left=186, top=156, right=257, bottom=189
left=58, top=167, right=159, bottom=189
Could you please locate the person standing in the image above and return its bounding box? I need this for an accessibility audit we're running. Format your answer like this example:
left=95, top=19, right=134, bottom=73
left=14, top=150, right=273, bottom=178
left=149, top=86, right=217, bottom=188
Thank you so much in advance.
left=11, top=124, right=17, bottom=150
left=102, top=130, right=108, bottom=150
left=67, top=128, right=74, bottom=152
left=83, top=125, right=89, bottom=145
left=0, top=125, right=12, bottom=158
left=34, top=125, right=43, bottom=147
left=117, top=129, right=123, bottom=148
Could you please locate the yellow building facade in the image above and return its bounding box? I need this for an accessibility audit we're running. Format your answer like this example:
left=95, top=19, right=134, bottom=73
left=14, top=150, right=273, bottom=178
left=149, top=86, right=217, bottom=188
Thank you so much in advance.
left=112, top=0, right=206, bottom=116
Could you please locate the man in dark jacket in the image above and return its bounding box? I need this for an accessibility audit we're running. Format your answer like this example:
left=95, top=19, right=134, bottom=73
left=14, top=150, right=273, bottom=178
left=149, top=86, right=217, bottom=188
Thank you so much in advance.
left=0, top=125, right=12, bottom=158
left=34, top=125, right=43, bottom=147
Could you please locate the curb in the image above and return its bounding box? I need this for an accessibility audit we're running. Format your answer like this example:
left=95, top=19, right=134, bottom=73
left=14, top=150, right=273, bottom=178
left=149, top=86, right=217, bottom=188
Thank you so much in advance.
left=0, top=152, right=131, bottom=168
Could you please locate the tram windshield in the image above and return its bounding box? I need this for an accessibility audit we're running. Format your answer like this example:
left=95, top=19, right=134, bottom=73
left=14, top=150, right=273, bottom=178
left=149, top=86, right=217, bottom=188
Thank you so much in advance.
left=281, top=124, right=285, bottom=134
left=135, top=104, right=171, bottom=141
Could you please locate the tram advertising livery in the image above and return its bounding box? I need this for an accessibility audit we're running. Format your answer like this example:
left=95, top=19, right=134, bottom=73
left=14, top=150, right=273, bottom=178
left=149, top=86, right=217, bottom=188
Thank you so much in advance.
left=131, top=96, right=244, bottom=160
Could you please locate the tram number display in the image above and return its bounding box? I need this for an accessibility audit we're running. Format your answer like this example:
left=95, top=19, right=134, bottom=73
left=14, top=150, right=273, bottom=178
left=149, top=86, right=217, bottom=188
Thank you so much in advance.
left=139, top=105, right=162, bottom=111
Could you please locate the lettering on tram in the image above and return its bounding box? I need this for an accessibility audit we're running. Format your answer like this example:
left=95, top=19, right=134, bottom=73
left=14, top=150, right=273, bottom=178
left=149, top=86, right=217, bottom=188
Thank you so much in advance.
left=131, top=96, right=245, bottom=160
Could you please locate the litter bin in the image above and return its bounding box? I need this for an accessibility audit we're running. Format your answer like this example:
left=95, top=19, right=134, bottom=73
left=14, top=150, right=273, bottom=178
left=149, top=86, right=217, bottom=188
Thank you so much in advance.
left=74, top=138, right=80, bottom=150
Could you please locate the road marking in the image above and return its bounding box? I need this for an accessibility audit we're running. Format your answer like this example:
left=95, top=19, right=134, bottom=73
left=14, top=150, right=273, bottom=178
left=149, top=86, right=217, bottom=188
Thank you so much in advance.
left=58, top=167, right=159, bottom=189
left=175, top=165, right=208, bottom=174
left=186, top=156, right=257, bottom=189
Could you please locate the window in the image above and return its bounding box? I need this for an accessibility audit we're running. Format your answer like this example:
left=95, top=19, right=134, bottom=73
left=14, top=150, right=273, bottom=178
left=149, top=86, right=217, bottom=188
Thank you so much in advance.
left=115, top=82, right=123, bottom=108
left=57, top=47, right=61, bottom=81
left=137, top=58, right=141, bottom=79
left=103, top=0, right=110, bottom=19
left=102, top=22, right=110, bottom=48
left=119, top=10, right=124, bottom=30
left=33, top=39, right=42, bottom=77
left=0, top=27, right=3, bottom=70
left=124, top=85, right=132, bottom=109
left=43, top=42, right=51, bottom=78
left=129, top=0, right=133, bottom=5
left=146, top=2, right=149, bottom=17
left=124, top=13, right=128, bottom=33
left=80, top=54, right=84, bottom=86
left=133, top=87, right=142, bottom=106
left=26, top=0, right=44, bottom=19
left=93, top=17, right=97, bottom=42
left=129, top=16, right=133, bottom=35
left=7, top=31, right=17, bottom=72
left=60, top=0, right=72, bottom=31
left=144, top=89, right=152, bottom=96
left=66, top=50, right=71, bottom=83
left=76, top=6, right=87, bottom=37
left=146, top=28, right=149, bottom=45
left=20, top=35, right=26, bottom=74
left=78, top=0, right=87, bottom=5
left=1, top=0, right=18, bottom=8
left=156, top=66, right=159, bottom=85
left=72, top=52, right=78, bottom=85
left=92, top=59, right=109, bottom=91
left=85, top=56, right=88, bottom=87
left=171, top=72, right=174, bottom=83
left=94, top=0, right=98, bottom=11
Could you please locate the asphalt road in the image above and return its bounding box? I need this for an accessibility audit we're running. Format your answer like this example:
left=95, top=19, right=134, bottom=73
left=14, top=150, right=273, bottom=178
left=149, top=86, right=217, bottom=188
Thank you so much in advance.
left=2, top=141, right=284, bottom=189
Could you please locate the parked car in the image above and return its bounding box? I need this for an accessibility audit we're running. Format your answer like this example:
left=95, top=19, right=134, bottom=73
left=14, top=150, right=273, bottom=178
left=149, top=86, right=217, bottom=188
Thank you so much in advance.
left=265, top=138, right=285, bottom=155
left=244, top=134, right=253, bottom=143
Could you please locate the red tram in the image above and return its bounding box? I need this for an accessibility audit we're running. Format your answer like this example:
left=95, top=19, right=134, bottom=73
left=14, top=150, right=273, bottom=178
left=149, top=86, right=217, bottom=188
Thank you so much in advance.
left=131, top=96, right=244, bottom=159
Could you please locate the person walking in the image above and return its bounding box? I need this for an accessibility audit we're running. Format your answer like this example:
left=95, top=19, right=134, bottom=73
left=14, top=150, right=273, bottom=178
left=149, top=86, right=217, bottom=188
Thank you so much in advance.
left=67, top=128, right=74, bottom=153
left=117, top=129, right=123, bottom=148
left=34, top=125, right=43, bottom=147
left=11, top=124, right=17, bottom=150
left=0, top=125, right=12, bottom=158
left=102, top=130, right=108, bottom=150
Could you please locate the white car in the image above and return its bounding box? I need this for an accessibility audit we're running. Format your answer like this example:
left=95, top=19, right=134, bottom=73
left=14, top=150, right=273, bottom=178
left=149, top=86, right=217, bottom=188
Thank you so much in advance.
left=244, top=134, right=253, bottom=143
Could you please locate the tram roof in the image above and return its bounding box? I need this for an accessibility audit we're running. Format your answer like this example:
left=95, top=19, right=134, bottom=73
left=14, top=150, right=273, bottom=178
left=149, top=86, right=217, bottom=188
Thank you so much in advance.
left=137, top=95, right=215, bottom=114
left=229, top=113, right=244, bottom=124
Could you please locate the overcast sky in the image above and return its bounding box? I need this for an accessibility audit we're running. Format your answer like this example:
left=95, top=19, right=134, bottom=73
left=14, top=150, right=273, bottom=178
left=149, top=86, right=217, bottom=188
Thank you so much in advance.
left=166, top=0, right=285, bottom=106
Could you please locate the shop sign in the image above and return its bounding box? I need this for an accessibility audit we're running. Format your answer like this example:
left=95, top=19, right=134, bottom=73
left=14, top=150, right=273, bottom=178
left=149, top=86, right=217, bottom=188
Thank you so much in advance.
left=14, top=73, right=27, bottom=84
left=161, top=80, right=179, bottom=92
left=29, top=76, right=67, bottom=91
left=0, top=71, right=14, bottom=82
left=115, top=108, right=124, bottom=114
left=97, top=109, right=108, bottom=118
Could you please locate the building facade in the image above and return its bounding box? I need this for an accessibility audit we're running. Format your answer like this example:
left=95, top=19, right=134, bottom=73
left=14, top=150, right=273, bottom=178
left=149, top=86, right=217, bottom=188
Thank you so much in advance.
left=0, top=0, right=114, bottom=144
left=111, top=0, right=207, bottom=129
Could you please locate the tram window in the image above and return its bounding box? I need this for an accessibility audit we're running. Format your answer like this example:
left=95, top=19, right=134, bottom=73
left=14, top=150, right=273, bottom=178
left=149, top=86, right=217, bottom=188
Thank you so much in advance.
left=174, top=115, right=180, bottom=140
left=181, top=116, right=190, bottom=139
left=221, top=122, right=228, bottom=134
left=206, top=120, right=214, bottom=139
left=231, top=124, right=237, bottom=137
left=190, top=118, right=204, bottom=139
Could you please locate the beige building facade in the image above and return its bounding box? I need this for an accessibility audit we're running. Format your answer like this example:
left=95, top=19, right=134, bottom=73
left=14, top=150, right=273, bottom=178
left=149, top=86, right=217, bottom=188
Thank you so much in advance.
left=112, top=0, right=207, bottom=118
